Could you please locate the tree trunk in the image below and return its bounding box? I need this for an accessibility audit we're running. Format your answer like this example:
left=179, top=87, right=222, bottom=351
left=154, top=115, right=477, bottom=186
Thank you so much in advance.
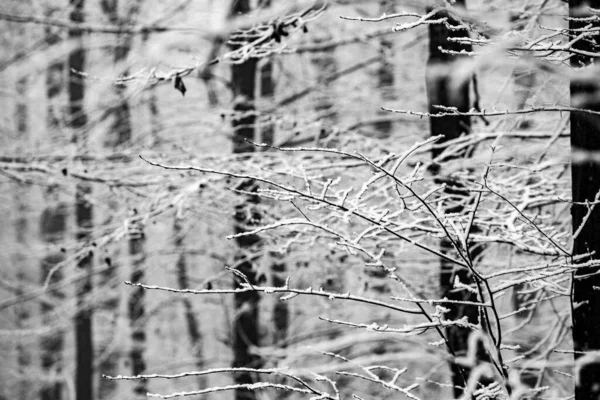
left=68, top=2, right=94, bottom=400
left=258, top=57, right=275, bottom=146
left=100, top=0, right=138, bottom=147
left=254, top=0, right=289, bottom=349
left=74, top=185, right=94, bottom=400
left=426, top=2, right=479, bottom=397
left=96, top=2, right=137, bottom=394
left=569, top=1, right=600, bottom=399
left=40, top=201, right=68, bottom=400
left=229, top=2, right=262, bottom=399
left=128, top=220, right=148, bottom=397
left=174, top=217, right=207, bottom=391
left=40, top=7, right=67, bottom=399
left=375, top=0, right=395, bottom=137
left=45, top=7, right=64, bottom=133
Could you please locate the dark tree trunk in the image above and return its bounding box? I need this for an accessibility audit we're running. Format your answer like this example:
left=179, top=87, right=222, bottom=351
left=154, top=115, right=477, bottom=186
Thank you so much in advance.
left=45, top=7, right=64, bottom=132
left=259, top=58, right=275, bottom=146
left=69, top=2, right=94, bottom=400
left=123, top=7, right=144, bottom=393
left=174, top=217, right=207, bottom=391
left=74, top=185, right=94, bottom=400
left=40, top=7, right=67, bottom=399
left=97, top=247, right=120, bottom=399
left=40, top=202, right=68, bottom=400
left=98, top=3, right=141, bottom=396
left=128, top=221, right=148, bottom=397
left=100, top=0, right=137, bottom=147
left=254, top=0, right=289, bottom=349
left=426, top=2, right=479, bottom=398
left=375, top=0, right=395, bottom=137
left=569, top=1, right=600, bottom=399
left=229, top=2, right=262, bottom=399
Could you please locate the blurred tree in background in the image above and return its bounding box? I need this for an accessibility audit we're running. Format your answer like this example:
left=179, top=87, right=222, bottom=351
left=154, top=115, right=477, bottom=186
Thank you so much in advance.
left=1, top=0, right=600, bottom=399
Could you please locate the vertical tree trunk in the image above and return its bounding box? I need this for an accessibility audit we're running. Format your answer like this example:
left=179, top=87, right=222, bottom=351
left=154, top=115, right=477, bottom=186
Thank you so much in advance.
left=128, top=220, right=148, bottom=397
left=40, top=6, right=66, bottom=399
left=255, top=0, right=289, bottom=349
left=45, top=6, right=64, bottom=133
left=261, top=57, right=289, bottom=349
left=99, top=4, right=145, bottom=397
left=375, top=0, right=395, bottom=137
left=569, top=1, right=600, bottom=399
left=230, top=2, right=261, bottom=399
left=100, top=0, right=138, bottom=147
left=96, top=254, right=120, bottom=400
left=40, top=201, right=68, bottom=400
left=173, top=217, right=206, bottom=390
left=74, top=186, right=94, bottom=400
left=96, top=2, right=135, bottom=394
left=258, top=58, right=275, bottom=146
left=426, top=2, right=479, bottom=397
left=68, top=2, right=94, bottom=400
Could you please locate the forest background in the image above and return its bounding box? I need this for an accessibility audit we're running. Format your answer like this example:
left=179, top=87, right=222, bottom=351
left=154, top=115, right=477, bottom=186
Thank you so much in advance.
left=1, top=0, right=598, bottom=399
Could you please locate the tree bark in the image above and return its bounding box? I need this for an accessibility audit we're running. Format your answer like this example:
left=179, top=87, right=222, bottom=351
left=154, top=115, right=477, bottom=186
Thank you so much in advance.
left=39, top=201, right=68, bottom=400
left=96, top=1, right=138, bottom=394
left=45, top=7, right=64, bottom=133
left=40, top=6, right=67, bottom=399
left=254, top=0, right=289, bottom=350
left=68, top=1, right=94, bottom=400
left=426, top=2, right=480, bottom=397
left=229, top=2, right=262, bottom=399
left=375, top=0, right=395, bottom=137
left=100, top=0, right=139, bottom=147
left=128, top=220, right=148, bottom=398
left=174, top=217, right=207, bottom=392
left=569, top=1, right=600, bottom=399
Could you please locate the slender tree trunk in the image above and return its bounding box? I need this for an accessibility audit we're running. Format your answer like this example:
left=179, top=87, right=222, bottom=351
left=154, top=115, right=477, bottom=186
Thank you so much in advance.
left=426, top=2, right=480, bottom=397
left=254, top=0, right=289, bottom=349
left=258, top=58, right=275, bottom=146
left=100, top=0, right=138, bottom=147
left=40, top=7, right=66, bottom=399
left=74, top=186, right=94, bottom=400
left=98, top=4, right=142, bottom=397
left=68, top=2, right=94, bottom=400
left=375, top=0, right=395, bottom=137
left=261, top=57, right=289, bottom=349
left=96, top=254, right=120, bottom=400
left=40, top=201, right=68, bottom=400
left=128, top=220, right=148, bottom=397
left=569, top=1, right=600, bottom=399
left=45, top=7, right=64, bottom=133
left=122, top=10, right=144, bottom=394
left=174, top=217, right=207, bottom=391
left=229, top=2, right=261, bottom=399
